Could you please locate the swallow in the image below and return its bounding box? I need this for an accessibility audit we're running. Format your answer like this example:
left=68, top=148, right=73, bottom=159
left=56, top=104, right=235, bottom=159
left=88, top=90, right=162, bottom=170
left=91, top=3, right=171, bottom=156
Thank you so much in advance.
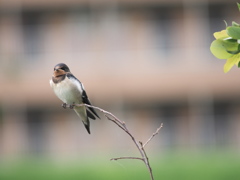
left=50, top=63, right=100, bottom=134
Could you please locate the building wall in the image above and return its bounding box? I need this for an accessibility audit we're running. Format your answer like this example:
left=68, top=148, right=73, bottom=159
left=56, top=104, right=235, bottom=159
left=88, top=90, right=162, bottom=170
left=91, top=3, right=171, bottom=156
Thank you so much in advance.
left=0, top=0, right=240, bottom=159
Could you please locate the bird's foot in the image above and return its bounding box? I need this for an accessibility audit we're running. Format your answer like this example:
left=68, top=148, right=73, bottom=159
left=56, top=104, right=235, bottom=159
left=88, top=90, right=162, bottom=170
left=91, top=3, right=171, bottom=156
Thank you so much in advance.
left=69, top=104, right=75, bottom=109
left=62, top=103, right=67, bottom=109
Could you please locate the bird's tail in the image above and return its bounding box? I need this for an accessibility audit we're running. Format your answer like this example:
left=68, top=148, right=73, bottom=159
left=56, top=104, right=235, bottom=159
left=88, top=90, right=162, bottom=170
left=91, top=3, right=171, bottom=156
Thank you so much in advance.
left=74, top=106, right=91, bottom=134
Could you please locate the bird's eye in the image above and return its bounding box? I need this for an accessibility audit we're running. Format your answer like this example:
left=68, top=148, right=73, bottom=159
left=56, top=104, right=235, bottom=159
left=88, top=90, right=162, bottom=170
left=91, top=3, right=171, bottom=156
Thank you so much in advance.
left=60, top=66, right=69, bottom=72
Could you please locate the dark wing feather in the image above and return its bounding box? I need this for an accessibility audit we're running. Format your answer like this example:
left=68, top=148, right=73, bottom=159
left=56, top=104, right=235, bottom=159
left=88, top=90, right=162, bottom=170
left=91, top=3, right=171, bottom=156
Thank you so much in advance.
left=82, top=90, right=100, bottom=119
left=87, top=110, right=96, bottom=120
left=83, top=121, right=91, bottom=134
left=67, top=73, right=100, bottom=119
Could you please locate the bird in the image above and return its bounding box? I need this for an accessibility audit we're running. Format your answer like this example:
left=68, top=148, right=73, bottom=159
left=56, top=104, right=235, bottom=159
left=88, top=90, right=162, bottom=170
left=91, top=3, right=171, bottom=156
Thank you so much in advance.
left=50, top=63, right=100, bottom=134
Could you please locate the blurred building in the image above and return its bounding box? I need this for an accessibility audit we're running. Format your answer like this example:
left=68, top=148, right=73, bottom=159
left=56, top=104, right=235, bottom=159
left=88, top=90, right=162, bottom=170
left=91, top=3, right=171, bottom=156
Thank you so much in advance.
left=1, top=0, right=240, bottom=159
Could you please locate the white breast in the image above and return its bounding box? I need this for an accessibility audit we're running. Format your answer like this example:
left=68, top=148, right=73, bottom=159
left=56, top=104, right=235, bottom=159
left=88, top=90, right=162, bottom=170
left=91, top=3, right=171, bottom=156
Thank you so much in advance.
left=50, top=77, right=83, bottom=104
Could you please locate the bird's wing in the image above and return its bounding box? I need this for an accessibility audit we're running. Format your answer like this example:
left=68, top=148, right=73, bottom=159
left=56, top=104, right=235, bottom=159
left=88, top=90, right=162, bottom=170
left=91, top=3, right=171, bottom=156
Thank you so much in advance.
left=82, top=90, right=100, bottom=119
left=87, top=109, right=96, bottom=120
left=66, top=73, right=100, bottom=120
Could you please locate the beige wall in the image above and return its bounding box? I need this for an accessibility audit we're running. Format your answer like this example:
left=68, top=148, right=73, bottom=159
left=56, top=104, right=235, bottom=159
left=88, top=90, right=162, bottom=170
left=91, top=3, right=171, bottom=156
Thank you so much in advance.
left=0, top=0, right=240, bottom=159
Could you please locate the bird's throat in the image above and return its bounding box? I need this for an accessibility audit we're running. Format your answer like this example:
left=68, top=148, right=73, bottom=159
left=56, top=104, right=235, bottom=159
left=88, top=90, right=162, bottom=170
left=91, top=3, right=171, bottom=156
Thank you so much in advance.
left=52, top=74, right=66, bottom=84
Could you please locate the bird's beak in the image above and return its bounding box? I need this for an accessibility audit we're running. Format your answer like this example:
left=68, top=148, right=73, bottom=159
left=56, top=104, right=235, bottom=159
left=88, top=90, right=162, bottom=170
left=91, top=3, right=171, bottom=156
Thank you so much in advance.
left=53, top=69, right=58, bottom=76
left=53, top=68, right=65, bottom=77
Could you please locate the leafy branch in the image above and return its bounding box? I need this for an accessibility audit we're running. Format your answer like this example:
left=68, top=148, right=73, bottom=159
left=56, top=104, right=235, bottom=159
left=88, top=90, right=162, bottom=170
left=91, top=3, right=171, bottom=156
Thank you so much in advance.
left=210, top=3, right=240, bottom=73
left=64, top=103, right=163, bottom=180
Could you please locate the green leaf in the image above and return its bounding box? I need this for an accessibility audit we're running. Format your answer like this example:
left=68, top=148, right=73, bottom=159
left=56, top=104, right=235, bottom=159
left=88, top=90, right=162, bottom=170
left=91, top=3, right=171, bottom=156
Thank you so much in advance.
left=237, top=2, right=240, bottom=11
left=227, top=44, right=240, bottom=54
left=232, top=21, right=240, bottom=27
left=224, top=20, right=228, bottom=27
left=213, top=30, right=228, bottom=39
left=238, top=61, right=240, bottom=68
left=210, top=39, right=238, bottom=59
left=224, top=37, right=237, bottom=43
left=227, top=26, right=240, bottom=39
left=227, top=50, right=240, bottom=54
left=224, top=54, right=240, bottom=73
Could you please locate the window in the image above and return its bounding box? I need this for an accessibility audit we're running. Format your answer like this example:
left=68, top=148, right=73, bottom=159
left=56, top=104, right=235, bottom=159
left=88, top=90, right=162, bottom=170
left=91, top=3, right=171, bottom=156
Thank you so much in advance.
left=147, top=5, right=184, bottom=58
left=26, top=107, right=47, bottom=155
left=21, top=10, right=44, bottom=60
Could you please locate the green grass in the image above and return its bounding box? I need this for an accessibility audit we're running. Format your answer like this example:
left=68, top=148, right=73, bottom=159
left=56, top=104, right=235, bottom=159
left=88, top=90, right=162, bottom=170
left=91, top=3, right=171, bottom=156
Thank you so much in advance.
left=0, top=152, right=240, bottom=180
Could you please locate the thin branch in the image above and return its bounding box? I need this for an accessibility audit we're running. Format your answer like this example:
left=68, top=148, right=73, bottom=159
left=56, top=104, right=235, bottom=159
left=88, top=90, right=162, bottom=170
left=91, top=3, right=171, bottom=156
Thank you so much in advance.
left=143, top=123, right=163, bottom=148
left=111, top=157, right=144, bottom=161
left=65, top=103, right=162, bottom=180
left=139, top=141, right=154, bottom=180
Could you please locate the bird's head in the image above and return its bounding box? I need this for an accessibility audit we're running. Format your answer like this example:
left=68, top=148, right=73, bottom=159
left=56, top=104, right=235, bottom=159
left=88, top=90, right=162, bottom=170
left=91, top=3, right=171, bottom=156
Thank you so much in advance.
left=53, top=63, right=70, bottom=77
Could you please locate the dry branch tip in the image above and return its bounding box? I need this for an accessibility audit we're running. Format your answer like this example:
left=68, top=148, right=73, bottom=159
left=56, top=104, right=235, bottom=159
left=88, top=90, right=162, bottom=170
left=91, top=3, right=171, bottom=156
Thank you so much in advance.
left=64, top=103, right=162, bottom=180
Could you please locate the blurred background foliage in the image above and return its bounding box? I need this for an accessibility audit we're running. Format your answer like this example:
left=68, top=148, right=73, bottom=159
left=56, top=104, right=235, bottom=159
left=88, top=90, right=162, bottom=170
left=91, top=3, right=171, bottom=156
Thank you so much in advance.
left=0, top=152, right=240, bottom=180
left=1, top=0, right=240, bottom=179
left=210, top=3, right=240, bottom=73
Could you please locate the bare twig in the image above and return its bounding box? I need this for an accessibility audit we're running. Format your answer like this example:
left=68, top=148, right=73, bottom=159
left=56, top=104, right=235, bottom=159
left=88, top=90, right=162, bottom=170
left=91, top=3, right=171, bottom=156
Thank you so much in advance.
left=139, top=141, right=154, bottom=180
left=65, top=103, right=162, bottom=180
left=143, top=123, right=163, bottom=148
left=111, top=157, right=144, bottom=161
